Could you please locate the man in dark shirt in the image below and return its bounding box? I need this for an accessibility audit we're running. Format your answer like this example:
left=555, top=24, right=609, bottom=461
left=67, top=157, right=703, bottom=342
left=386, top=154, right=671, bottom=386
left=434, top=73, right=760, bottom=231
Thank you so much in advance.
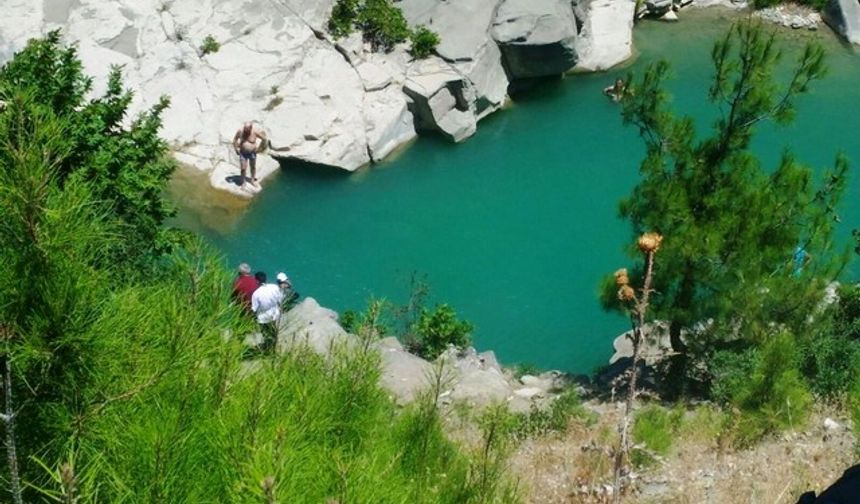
left=232, top=263, right=259, bottom=311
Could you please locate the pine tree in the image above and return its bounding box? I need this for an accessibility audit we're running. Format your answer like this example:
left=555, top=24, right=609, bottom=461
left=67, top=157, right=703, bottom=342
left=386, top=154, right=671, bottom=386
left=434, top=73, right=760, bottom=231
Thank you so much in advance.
left=609, top=22, right=849, bottom=355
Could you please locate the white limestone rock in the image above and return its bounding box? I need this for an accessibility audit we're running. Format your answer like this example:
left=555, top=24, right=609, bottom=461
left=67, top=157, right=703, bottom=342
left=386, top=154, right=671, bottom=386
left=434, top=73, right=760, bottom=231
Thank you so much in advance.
left=824, top=0, right=860, bottom=44
left=404, top=57, right=477, bottom=142
left=363, top=86, right=417, bottom=162
left=449, top=368, right=513, bottom=407
left=400, top=0, right=510, bottom=117
left=572, top=0, right=636, bottom=72
left=492, top=0, right=579, bottom=79
left=376, top=341, right=435, bottom=404
left=277, top=297, right=352, bottom=355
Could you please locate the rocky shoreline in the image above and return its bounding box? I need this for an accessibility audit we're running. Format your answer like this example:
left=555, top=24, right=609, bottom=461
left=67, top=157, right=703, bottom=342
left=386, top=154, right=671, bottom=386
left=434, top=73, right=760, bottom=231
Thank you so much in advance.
left=3, top=0, right=859, bottom=203
left=258, top=297, right=574, bottom=412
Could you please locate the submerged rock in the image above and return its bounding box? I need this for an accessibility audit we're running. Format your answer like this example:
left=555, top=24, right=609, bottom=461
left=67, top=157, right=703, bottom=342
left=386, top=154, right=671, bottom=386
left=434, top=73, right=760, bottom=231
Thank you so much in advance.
left=492, top=0, right=579, bottom=79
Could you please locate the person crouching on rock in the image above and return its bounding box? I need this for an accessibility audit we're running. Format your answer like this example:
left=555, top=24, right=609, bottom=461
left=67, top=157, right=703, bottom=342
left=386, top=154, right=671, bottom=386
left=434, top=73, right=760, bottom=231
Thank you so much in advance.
left=603, top=78, right=627, bottom=103
left=232, top=121, right=268, bottom=189
left=276, top=271, right=299, bottom=310
left=251, top=271, right=284, bottom=353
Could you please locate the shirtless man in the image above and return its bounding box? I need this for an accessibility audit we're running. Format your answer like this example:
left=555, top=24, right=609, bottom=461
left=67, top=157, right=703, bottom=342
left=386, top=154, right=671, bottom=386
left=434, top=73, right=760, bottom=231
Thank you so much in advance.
left=232, top=122, right=268, bottom=188
left=603, top=78, right=626, bottom=103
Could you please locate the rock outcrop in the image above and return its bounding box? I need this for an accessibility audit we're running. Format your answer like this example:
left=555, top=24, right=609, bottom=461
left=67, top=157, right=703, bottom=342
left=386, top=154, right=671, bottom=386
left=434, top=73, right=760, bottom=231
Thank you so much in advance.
left=491, top=0, right=579, bottom=79
left=272, top=298, right=570, bottom=411
left=399, top=0, right=510, bottom=119
left=572, top=0, right=636, bottom=72
left=403, top=58, right=478, bottom=142
left=823, top=0, right=860, bottom=44
left=3, top=0, right=637, bottom=200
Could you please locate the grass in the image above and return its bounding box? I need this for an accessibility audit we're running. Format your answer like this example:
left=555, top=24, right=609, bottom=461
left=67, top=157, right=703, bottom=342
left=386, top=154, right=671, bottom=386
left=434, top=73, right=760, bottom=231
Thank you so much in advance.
left=199, top=35, right=220, bottom=56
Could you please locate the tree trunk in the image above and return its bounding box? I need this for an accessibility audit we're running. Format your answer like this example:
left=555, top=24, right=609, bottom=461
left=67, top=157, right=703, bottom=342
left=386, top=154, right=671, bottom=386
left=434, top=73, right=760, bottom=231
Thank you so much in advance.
left=2, top=352, right=23, bottom=504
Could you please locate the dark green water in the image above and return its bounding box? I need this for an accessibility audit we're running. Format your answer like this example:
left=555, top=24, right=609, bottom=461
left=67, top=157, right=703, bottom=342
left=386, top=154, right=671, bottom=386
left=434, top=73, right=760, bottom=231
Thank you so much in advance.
left=175, top=11, right=860, bottom=373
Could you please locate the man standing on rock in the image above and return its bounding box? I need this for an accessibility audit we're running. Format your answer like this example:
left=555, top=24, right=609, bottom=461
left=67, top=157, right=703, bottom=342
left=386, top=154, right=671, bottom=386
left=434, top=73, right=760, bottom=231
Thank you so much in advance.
left=232, top=121, right=268, bottom=188
left=251, top=271, right=284, bottom=353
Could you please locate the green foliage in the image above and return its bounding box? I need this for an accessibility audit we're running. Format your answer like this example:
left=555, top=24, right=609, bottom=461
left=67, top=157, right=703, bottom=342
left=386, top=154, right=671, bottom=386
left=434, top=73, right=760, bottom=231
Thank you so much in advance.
left=466, top=405, right=522, bottom=503
left=410, top=26, right=440, bottom=59
left=328, top=0, right=438, bottom=56
left=328, top=0, right=360, bottom=38
left=798, top=330, right=860, bottom=398
left=199, top=34, right=220, bottom=55
left=0, top=34, right=519, bottom=503
left=511, top=389, right=592, bottom=439
left=0, top=31, right=178, bottom=267
left=407, top=304, right=474, bottom=360
left=715, top=332, right=812, bottom=445
left=358, top=0, right=410, bottom=52
left=610, top=21, right=846, bottom=353
left=631, top=405, right=684, bottom=467
left=512, top=362, right=541, bottom=379
left=793, top=283, right=860, bottom=397
left=833, top=283, right=860, bottom=340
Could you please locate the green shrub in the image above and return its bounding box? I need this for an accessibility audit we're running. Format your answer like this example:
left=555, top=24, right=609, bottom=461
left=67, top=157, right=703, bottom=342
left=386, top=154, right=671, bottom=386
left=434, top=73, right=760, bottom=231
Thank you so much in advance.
left=357, top=0, right=410, bottom=52
left=631, top=405, right=683, bottom=467
left=512, top=389, right=592, bottom=439
left=328, top=0, right=429, bottom=54
left=723, top=332, right=812, bottom=446
left=798, top=331, right=860, bottom=397
left=199, top=34, right=220, bottom=55
left=406, top=304, right=473, bottom=359
left=834, top=283, right=860, bottom=340
left=409, top=26, right=439, bottom=59
left=328, top=0, right=359, bottom=38
left=709, top=346, right=760, bottom=405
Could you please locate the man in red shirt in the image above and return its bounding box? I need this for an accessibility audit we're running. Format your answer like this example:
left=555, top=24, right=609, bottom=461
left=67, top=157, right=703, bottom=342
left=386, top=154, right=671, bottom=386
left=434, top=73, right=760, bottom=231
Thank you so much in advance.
left=232, top=263, right=259, bottom=311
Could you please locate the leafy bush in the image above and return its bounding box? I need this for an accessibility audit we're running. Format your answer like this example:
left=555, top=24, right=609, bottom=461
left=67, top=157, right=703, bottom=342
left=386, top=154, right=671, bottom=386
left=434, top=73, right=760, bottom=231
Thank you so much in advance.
left=328, top=0, right=359, bottom=38
left=357, top=0, right=410, bottom=52
left=834, top=283, right=860, bottom=340
left=0, top=31, right=177, bottom=268
left=410, top=25, right=440, bottom=59
left=716, top=332, right=812, bottom=446
left=328, top=0, right=438, bottom=55
left=199, top=34, right=220, bottom=55
left=631, top=405, right=684, bottom=467
left=798, top=331, right=860, bottom=398
left=406, top=304, right=473, bottom=359
left=512, top=389, right=592, bottom=439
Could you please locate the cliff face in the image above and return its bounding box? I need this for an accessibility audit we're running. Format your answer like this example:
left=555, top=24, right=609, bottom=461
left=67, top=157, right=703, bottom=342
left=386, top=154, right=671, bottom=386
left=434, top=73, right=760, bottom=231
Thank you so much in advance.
left=1, top=0, right=634, bottom=198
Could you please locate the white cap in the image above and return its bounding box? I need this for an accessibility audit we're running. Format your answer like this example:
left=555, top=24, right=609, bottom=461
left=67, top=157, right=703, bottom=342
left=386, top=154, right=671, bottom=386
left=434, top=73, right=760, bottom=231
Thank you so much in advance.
left=276, top=272, right=289, bottom=283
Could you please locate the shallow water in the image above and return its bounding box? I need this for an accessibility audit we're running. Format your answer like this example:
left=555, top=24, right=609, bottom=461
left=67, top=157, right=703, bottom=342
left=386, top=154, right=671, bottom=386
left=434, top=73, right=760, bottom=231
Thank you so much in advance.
left=174, top=10, right=860, bottom=373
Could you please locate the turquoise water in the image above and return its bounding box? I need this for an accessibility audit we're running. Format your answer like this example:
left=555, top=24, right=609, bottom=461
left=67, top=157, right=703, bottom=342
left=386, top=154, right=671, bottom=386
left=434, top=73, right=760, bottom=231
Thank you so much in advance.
left=175, top=11, right=860, bottom=373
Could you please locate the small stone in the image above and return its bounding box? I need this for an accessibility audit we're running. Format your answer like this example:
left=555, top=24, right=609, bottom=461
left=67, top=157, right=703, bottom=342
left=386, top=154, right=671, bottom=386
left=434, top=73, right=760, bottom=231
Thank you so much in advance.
left=824, top=417, right=842, bottom=431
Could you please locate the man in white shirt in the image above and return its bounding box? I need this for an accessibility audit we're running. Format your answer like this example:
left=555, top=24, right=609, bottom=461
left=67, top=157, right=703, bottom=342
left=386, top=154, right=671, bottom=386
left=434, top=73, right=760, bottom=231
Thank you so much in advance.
left=251, top=271, right=284, bottom=352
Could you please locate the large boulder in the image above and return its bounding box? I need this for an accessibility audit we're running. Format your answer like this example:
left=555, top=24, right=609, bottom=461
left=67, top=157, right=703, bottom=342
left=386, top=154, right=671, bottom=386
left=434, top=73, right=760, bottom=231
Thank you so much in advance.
left=277, top=297, right=352, bottom=355
left=491, top=0, right=579, bottom=79
left=404, top=57, right=478, bottom=142
left=400, top=0, right=510, bottom=117
left=376, top=337, right=435, bottom=404
left=572, top=0, right=636, bottom=72
left=823, top=0, right=860, bottom=44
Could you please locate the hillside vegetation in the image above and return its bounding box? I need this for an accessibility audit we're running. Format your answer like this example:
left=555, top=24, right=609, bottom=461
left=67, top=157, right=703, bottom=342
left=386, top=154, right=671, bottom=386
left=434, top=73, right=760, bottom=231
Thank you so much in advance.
left=0, top=33, right=515, bottom=503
